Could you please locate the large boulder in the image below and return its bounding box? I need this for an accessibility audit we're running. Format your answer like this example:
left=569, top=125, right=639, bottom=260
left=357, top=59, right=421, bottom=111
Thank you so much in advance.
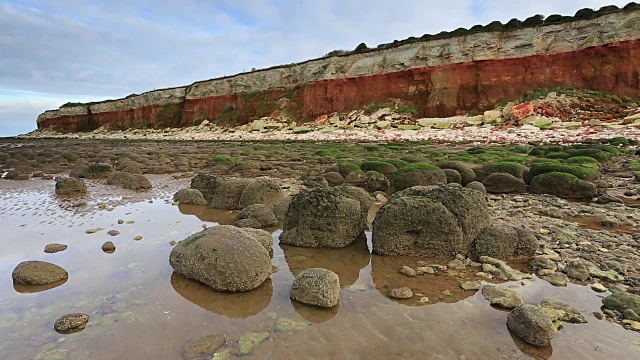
left=390, top=163, right=447, bottom=192
left=372, top=184, right=489, bottom=256
left=443, top=169, right=462, bottom=185
left=290, top=268, right=340, bottom=308
left=279, top=187, right=369, bottom=248
left=507, top=305, right=555, bottom=347
left=437, top=161, right=476, bottom=185
left=530, top=172, right=597, bottom=199
left=190, top=173, right=221, bottom=200
left=169, top=225, right=272, bottom=291
left=211, top=178, right=251, bottom=210
left=474, top=224, right=538, bottom=259
left=475, top=162, right=525, bottom=182
left=481, top=173, right=526, bottom=194
left=55, top=177, right=87, bottom=196
left=365, top=172, right=389, bottom=192
left=235, top=204, right=278, bottom=229
left=238, top=177, right=283, bottom=209
left=106, top=172, right=152, bottom=190
left=322, top=172, right=344, bottom=187
left=173, top=188, right=207, bottom=205
left=12, top=261, right=68, bottom=285
left=70, top=163, right=114, bottom=179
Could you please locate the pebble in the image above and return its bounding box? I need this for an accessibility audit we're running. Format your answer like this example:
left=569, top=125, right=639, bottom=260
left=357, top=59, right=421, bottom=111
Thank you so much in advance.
left=101, top=241, right=116, bottom=253
left=591, top=283, right=608, bottom=293
left=133, top=236, right=143, bottom=241
left=389, top=287, right=413, bottom=299
left=399, top=266, right=416, bottom=277
left=107, top=230, right=120, bottom=236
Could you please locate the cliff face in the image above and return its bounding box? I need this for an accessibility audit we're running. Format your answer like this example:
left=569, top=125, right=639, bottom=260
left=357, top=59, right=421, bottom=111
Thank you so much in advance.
left=37, top=10, right=640, bottom=131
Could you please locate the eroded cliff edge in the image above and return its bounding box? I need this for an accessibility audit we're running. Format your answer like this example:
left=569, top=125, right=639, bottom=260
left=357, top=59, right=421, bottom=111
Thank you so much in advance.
left=37, top=8, right=640, bottom=132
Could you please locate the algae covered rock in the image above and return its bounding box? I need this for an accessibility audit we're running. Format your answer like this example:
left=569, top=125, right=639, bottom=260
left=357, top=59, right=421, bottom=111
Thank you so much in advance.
left=280, top=186, right=370, bottom=248
left=390, top=163, right=447, bottom=192
left=12, top=261, right=68, bottom=285
left=169, top=225, right=272, bottom=291
left=238, top=177, right=284, bottom=209
left=173, top=188, right=207, bottom=205
left=54, top=313, right=89, bottom=334
left=235, top=204, right=278, bottom=229
left=530, top=172, right=597, bottom=199
left=481, top=173, right=527, bottom=194
left=437, top=161, right=476, bottom=185
left=474, top=224, right=538, bottom=259
left=372, top=184, right=489, bottom=256
left=55, top=177, right=87, bottom=196
left=507, top=305, right=556, bottom=347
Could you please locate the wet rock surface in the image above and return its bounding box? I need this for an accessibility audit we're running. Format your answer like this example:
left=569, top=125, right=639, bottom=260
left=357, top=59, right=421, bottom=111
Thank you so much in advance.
left=12, top=261, right=68, bottom=285
left=53, top=313, right=89, bottom=334
left=290, top=268, right=340, bottom=308
left=507, top=305, right=556, bottom=347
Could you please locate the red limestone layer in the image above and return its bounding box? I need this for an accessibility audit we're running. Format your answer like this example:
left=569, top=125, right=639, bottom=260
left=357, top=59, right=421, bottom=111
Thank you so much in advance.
left=37, top=10, right=640, bottom=132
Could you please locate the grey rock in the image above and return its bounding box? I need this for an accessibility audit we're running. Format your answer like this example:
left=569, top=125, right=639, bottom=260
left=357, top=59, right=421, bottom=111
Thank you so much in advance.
left=238, top=177, right=283, bottom=209
left=389, top=287, right=414, bottom=299
left=539, top=299, right=587, bottom=323
left=482, top=285, right=524, bottom=309
left=321, top=172, right=344, bottom=187
left=54, top=313, right=89, bottom=333
left=235, top=204, right=277, bottom=228
left=183, top=334, right=227, bottom=360
left=107, top=172, right=152, bottom=190
left=437, top=161, right=476, bottom=185
left=190, top=173, right=221, bottom=200
left=12, top=261, right=68, bottom=285
left=44, top=243, right=67, bottom=253
left=169, top=225, right=272, bottom=291
left=602, top=292, right=640, bottom=315
left=101, top=241, right=115, bottom=253
left=173, top=188, right=207, bottom=205
left=465, top=181, right=487, bottom=195
left=390, top=167, right=447, bottom=192
left=482, top=173, right=527, bottom=194
left=474, top=224, right=537, bottom=259
left=210, top=178, right=251, bottom=210
left=55, top=177, right=87, bottom=196
left=443, top=168, right=462, bottom=185
left=290, top=268, right=340, bottom=307
left=564, top=259, right=590, bottom=281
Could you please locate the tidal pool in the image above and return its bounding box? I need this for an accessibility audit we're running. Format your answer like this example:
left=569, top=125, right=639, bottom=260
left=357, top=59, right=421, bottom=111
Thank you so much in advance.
left=1, top=177, right=639, bottom=359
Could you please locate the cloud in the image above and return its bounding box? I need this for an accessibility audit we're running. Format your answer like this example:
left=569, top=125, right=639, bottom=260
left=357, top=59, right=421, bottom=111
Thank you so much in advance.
left=0, top=0, right=633, bottom=136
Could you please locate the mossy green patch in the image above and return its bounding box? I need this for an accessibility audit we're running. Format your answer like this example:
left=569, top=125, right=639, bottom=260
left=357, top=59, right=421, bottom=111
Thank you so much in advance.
left=528, top=162, right=599, bottom=182
left=360, top=161, right=397, bottom=176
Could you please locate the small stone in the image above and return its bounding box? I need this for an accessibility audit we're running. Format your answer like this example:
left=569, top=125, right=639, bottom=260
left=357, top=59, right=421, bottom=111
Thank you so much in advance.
left=54, top=313, right=89, bottom=334
left=460, top=281, right=483, bottom=291
left=169, top=240, right=177, bottom=246
left=389, top=287, right=413, bottom=299
left=126, top=220, right=135, bottom=224
left=591, top=283, right=607, bottom=293
left=101, top=241, right=115, bottom=253
left=623, top=319, right=640, bottom=331
left=183, top=334, right=226, bottom=359
left=44, top=243, right=67, bottom=253
left=85, top=228, right=103, bottom=234
left=419, top=297, right=429, bottom=303
left=539, top=299, right=587, bottom=324
left=507, top=305, right=555, bottom=347
left=275, top=317, right=308, bottom=332
left=399, top=266, right=416, bottom=277
left=238, top=332, right=269, bottom=355
left=541, top=272, right=568, bottom=287
left=443, top=290, right=453, bottom=296
left=447, top=259, right=466, bottom=270
left=133, top=236, right=143, bottom=241
left=415, top=266, right=437, bottom=275
left=593, top=312, right=604, bottom=320
left=117, top=219, right=124, bottom=224
left=107, top=230, right=120, bottom=236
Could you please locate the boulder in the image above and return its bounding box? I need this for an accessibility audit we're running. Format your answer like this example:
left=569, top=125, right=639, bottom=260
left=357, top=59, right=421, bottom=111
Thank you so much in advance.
left=365, top=172, right=389, bottom=192
left=55, top=177, right=87, bottom=196
left=530, top=172, right=597, bottom=199
left=344, top=171, right=367, bottom=188
left=70, top=163, right=114, bottom=179
left=481, top=285, right=524, bottom=309
left=190, top=173, right=221, bottom=200
left=235, top=204, right=278, bottom=228
left=280, top=187, right=369, bottom=248
left=102, top=241, right=116, bottom=253
left=465, top=181, right=487, bottom=195
left=475, top=162, right=525, bottom=182
left=564, top=259, right=590, bottom=281
left=390, top=164, right=447, bottom=192
left=106, top=172, right=152, bottom=190
left=271, top=196, right=292, bottom=221
left=290, top=268, right=340, bottom=308
left=443, top=169, right=462, bottom=185
left=238, top=177, right=283, bottom=209
left=510, top=102, right=534, bottom=122
left=169, top=225, right=272, bottom=291
left=507, top=305, right=555, bottom=347
left=12, top=261, right=68, bottom=285
left=437, top=161, right=476, bottom=185
left=211, top=178, right=251, bottom=210
left=481, top=173, right=526, bottom=194
left=44, top=243, right=67, bottom=253
left=539, top=299, right=587, bottom=324
left=602, top=292, right=640, bottom=315
left=372, top=184, right=489, bottom=256
left=474, top=224, right=538, bottom=259
left=321, top=172, right=344, bottom=187
left=173, top=188, right=207, bottom=205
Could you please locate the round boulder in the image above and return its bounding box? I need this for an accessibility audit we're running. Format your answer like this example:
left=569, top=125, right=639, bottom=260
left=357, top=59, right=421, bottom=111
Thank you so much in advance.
left=321, top=172, right=344, bottom=187
left=507, top=305, right=555, bottom=347
left=474, top=224, right=538, bottom=259
left=443, top=169, right=462, bottom=185
left=107, top=172, right=152, bottom=190
left=55, top=177, right=87, bottom=196
left=390, top=163, right=447, bottom=193
left=280, top=187, right=369, bottom=248
left=365, top=172, right=389, bottom=192
left=211, top=178, right=251, bottom=210
left=465, top=181, right=487, bottom=195
left=174, top=188, right=207, bottom=205
left=71, top=163, right=114, bottom=179
left=372, top=184, right=489, bottom=256
left=238, top=177, right=283, bottom=209
left=530, top=172, right=597, bottom=199
left=437, top=161, right=476, bottom=185
left=190, top=173, right=221, bottom=200
left=290, top=268, right=340, bottom=308
left=235, top=204, right=278, bottom=229
left=481, top=173, right=526, bottom=194
left=12, top=261, right=68, bottom=285
left=169, top=225, right=272, bottom=291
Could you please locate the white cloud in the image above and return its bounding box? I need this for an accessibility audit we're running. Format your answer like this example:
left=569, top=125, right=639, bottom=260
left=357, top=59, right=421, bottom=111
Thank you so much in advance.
left=0, top=0, right=633, bottom=136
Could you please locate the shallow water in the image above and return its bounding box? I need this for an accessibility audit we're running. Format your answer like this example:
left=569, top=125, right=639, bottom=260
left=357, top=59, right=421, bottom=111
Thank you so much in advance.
left=1, top=178, right=639, bottom=359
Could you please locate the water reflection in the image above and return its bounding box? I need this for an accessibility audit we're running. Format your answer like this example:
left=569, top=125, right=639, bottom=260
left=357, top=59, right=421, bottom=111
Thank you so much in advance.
left=509, top=329, right=553, bottom=359
left=177, top=203, right=237, bottom=225
left=170, top=273, right=273, bottom=318
left=281, top=234, right=371, bottom=287
left=291, top=300, right=339, bottom=323
left=13, top=278, right=68, bottom=293
left=370, top=255, right=479, bottom=306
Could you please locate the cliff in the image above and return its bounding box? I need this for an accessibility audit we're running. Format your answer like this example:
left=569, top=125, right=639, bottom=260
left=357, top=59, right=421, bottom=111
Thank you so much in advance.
left=37, top=6, right=640, bottom=132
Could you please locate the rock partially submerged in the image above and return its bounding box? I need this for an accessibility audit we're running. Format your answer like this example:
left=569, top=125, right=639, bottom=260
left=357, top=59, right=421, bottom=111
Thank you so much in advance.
left=481, top=285, right=524, bottom=309
left=55, top=177, right=87, bottom=196
left=507, top=305, right=555, bottom=347
left=54, top=313, right=89, bottom=334
left=12, top=261, right=68, bottom=285
left=169, top=225, right=272, bottom=291
left=290, top=268, right=340, bottom=308
left=173, top=188, right=207, bottom=205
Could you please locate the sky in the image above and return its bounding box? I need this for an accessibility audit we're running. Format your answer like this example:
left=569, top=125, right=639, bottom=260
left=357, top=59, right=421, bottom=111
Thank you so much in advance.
left=0, top=0, right=632, bottom=136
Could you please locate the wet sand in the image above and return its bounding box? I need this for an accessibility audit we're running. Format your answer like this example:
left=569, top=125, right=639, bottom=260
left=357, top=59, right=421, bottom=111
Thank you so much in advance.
left=1, top=177, right=639, bottom=359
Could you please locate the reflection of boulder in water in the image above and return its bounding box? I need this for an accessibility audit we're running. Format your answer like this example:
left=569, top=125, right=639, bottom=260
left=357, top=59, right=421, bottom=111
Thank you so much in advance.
left=13, top=278, right=67, bottom=293
left=281, top=234, right=370, bottom=286
left=509, top=328, right=553, bottom=360
left=292, top=300, right=339, bottom=324
left=177, top=204, right=236, bottom=225
left=370, top=255, right=477, bottom=306
left=170, top=273, right=273, bottom=318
